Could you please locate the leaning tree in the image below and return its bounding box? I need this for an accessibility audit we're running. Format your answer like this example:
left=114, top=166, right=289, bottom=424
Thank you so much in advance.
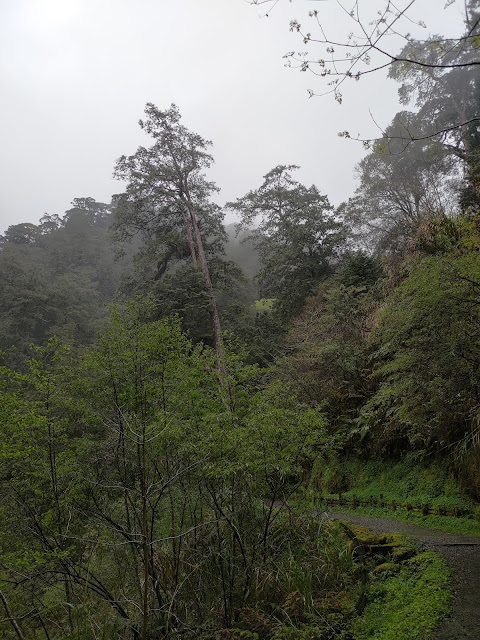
left=112, top=104, right=226, bottom=365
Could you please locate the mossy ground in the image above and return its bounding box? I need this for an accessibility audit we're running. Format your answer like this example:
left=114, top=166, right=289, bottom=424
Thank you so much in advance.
left=351, top=550, right=450, bottom=640
left=227, top=524, right=451, bottom=640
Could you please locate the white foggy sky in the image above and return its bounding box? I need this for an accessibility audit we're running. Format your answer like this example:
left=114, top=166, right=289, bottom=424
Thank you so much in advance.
left=0, top=0, right=464, bottom=233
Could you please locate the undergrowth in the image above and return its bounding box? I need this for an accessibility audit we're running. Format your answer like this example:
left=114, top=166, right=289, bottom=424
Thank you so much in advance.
left=224, top=525, right=452, bottom=640
left=312, top=456, right=473, bottom=508
left=308, top=455, right=480, bottom=535
left=351, top=551, right=450, bottom=640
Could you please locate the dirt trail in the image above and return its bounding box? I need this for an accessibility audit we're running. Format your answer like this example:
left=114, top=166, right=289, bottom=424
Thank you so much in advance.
left=326, top=512, right=480, bottom=640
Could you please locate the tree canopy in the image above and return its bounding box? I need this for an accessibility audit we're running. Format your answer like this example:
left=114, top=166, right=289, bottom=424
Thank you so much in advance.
left=113, top=104, right=227, bottom=360
left=228, top=165, right=345, bottom=317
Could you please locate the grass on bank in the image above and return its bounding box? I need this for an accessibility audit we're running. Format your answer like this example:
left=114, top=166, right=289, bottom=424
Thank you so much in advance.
left=308, top=456, right=480, bottom=536
left=351, top=550, right=450, bottom=640
left=227, top=523, right=451, bottom=640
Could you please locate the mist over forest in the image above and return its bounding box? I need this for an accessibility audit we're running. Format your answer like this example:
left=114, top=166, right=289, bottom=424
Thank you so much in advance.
left=1, top=2, right=480, bottom=639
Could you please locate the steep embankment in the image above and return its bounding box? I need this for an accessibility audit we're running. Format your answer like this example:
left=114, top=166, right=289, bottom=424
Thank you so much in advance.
left=328, top=512, right=480, bottom=639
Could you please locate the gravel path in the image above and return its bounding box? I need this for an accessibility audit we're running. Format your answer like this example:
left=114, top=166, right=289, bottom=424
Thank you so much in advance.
left=325, top=512, right=480, bottom=640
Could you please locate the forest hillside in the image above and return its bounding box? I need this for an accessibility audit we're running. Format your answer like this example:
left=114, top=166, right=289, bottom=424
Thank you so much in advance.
left=1, top=2, right=480, bottom=639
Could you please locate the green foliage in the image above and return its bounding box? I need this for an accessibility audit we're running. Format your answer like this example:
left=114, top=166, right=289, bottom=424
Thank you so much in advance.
left=313, top=454, right=476, bottom=502
left=352, top=551, right=450, bottom=640
left=358, top=218, right=480, bottom=460
left=337, top=252, right=385, bottom=289
left=112, top=104, right=224, bottom=259
left=318, top=457, right=473, bottom=509
left=0, top=302, right=350, bottom=638
left=340, top=112, right=456, bottom=255
left=0, top=199, right=129, bottom=359
left=276, top=253, right=383, bottom=427
left=238, top=298, right=284, bottom=365
left=0, top=338, right=98, bottom=638
left=228, top=165, right=345, bottom=319
left=389, top=7, right=480, bottom=157
left=240, top=381, right=329, bottom=478
left=311, top=456, right=480, bottom=535
left=113, top=105, right=226, bottom=302
left=254, top=298, right=276, bottom=311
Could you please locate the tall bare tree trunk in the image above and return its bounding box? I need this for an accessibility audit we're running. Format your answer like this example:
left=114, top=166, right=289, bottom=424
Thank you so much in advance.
left=140, top=429, right=149, bottom=640
left=182, top=189, right=232, bottom=410
left=182, top=187, right=225, bottom=370
left=182, top=210, right=198, bottom=266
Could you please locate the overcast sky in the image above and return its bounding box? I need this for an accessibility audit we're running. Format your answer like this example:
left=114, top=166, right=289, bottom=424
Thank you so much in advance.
left=0, top=0, right=465, bottom=233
